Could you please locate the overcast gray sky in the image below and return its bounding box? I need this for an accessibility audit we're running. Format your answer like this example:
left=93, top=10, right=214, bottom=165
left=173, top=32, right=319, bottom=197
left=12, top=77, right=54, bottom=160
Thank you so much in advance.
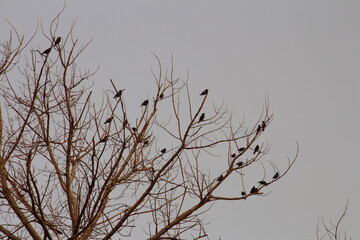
left=1, top=1, right=359, bottom=239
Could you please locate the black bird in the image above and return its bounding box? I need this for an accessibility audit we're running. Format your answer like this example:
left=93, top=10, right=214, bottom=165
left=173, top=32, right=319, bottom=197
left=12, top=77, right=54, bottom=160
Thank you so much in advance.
left=143, top=140, right=149, bottom=145
left=160, top=148, right=166, bottom=154
left=241, top=191, right=246, bottom=196
left=54, top=37, right=61, bottom=46
left=258, top=180, right=267, bottom=185
left=200, top=89, right=209, bottom=96
left=236, top=161, right=243, bottom=167
left=114, top=89, right=123, bottom=98
left=42, top=47, right=52, bottom=55
left=256, top=125, right=261, bottom=135
left=100, top=136, right=108, bottom=143
left=273, top=172, right=279, bottom=179
left=141, top=100, right=149, bottom=106
left=238, top=147, right=246, bottom=152
left=159, top=93, right=164, bottom=99
left=250, top=186, right=258, bottom=194
left=217, top=175, right=224, bottom=181
left=231, top=153, right=236, bottom=158
left=132, top=127, right=137, bottom=131
left=261, top=120, right=266, bottom=131
left=199, top=113, right=205, bottom=122
left=253, top=145, right=259, bottom=154
left=104, top=117, right=113, bottom=124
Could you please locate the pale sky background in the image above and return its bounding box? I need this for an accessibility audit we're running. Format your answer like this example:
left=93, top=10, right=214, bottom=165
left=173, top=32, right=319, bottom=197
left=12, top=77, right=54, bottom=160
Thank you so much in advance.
left=1, top=1, right=359, bottom=239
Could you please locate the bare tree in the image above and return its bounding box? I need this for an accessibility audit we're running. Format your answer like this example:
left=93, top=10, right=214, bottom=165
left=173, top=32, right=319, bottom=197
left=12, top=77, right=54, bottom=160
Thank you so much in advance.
left=315, top=202, right=351, bottom=240
left=0, top=17, right=298, bottom=240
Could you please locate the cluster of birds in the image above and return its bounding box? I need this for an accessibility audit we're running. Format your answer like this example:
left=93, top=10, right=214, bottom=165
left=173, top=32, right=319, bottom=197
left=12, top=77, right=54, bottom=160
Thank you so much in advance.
left=214, top=109, right=275, bottom=197
left=229, top=144, right=260, bottom=162
left=256, top=120, right=267, bottom=135
left=216, top=171, right=279, bottom=197
left=198, top=89, right=208, bottom=122
left=112, top=88, right=164, bottom=109
left=99, top=88, right=209, bottom=146
left=102, top=86, right=278, bottom=197
left=102, top=85, right=272, bottom=196
left=228, top=123, right=264, bottom=162
left=246, top=172, right=279, bottom=195
left=41, top=37, right=61, bottom=56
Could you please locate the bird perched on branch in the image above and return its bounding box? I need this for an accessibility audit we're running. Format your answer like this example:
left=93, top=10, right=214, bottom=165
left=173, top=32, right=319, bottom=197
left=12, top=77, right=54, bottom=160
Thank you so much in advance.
left=160, top=148, right=166, bottom=154
left=241, top=191, right=246, bottom=196
left=141, top=100, right=149, bottom=106
left=131, top=127, right=137, bottom=131
left=250, top=186, right=258, bottom=194
left=256, top=125, right=261, bottom=135
left=261, top=121, right=266, bottom=131
left=100, top=136, right=108, bottom=143
left=217, top=175, right=224, bottom=181
left=253, top=145, right=259, bottom=154
left=143, top=140, right=149, bottom=145
left=114, top=89, right=124, bottom=99
left=104, top=117, right=113, bottom=124
left=199, top=113, right=205, bottom=122
left=238, top=147, right=246, bottom=152
left=200, top=89, right=208, bottom=96
left=54, top=37, right=61, bottom=46
left=159, top=93, right=164, bottom=99
left=258, top=180, right=267, bottom=186
left=42, top=47, right=52, bottom=56
left=236, top=161, right=243, bottom=167
left=273, top=172, right=279, bottom=179
left=231, top=153, right=236, bottom=158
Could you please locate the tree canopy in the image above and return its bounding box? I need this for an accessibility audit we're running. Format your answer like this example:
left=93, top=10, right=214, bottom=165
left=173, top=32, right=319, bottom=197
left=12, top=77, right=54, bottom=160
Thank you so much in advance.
left=0, top=17, right=298, bottom=240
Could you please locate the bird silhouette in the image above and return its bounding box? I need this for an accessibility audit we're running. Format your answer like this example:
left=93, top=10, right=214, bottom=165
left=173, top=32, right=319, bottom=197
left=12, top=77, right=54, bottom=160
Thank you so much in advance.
left=250, top=186, right=258, bottom=194
left=199, top=113, right=205, bottom=122
left=54, top=37, right=61, bottom=46
left=261, top=121, right=266, bottom=131
left=131, top=127, right=137, bottom=131
left=231, top=153, right=236, bottom=158
left=114, top=89, right=123, bottom=98
left=200, top=89, right=208, bottom=96
left=238, top=147, right=246, bottom=152
left=256, top=125, right=261, bottom=135
left=159, top=93, right=164, bottom=99
left=143, top=140, right=149, bottom=145
left=253, top=145, right=259, bottom=154
left=141, top=100, right=149, bottom=106
left=104, top=117, right=113, bottom=124
left=217, top=175, right=224, bottom=181
left=258, top=180, right=267, bottom=185
left=273, top=172, right=279, bottom=179
left=241, top=191, right=246, bottom=196
left=100, top=136, right=108, bottom=143
left=236, top=161, right=243, bottom=167
left=42, top=47, right=52, bottom=56
left=160, top=148, right=166, bottom=154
